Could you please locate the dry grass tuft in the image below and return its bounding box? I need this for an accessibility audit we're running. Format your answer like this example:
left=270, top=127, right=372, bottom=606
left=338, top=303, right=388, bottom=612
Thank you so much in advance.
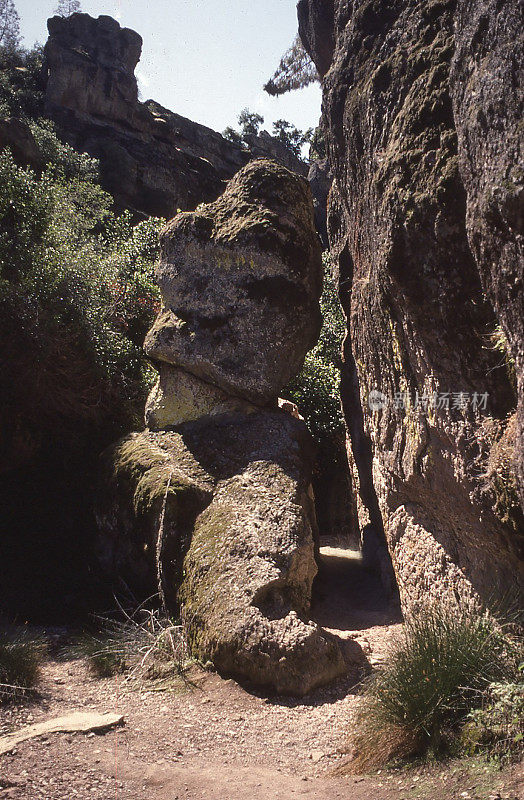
left=73, top=605, right=194, bottom=691
left=0, top=626, right=45, bottom=702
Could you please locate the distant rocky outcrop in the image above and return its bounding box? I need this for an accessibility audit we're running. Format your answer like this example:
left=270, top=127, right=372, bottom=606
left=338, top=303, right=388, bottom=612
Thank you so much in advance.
left=299, top=0, right=524, bottom=612
left=96, top=160, right=362, bottom=694
left=42, top=13, right=309, bottom=219
left=308, top=157, right=331, bottom=247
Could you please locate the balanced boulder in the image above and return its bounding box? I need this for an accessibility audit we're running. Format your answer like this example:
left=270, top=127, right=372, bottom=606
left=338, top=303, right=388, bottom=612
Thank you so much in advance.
left=144, top=159, right=323, bottom=406
left=96, top=159, right=360, bottom=694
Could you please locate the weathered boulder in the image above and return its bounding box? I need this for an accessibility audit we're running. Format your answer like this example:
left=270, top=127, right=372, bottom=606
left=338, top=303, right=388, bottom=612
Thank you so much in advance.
left=451, top=0, right=524, bottom=508
left=300, top=0, right=524, bottom=612
left=145, top=159, right=323, bottom=405
left=97, top=412, right=354, bottom=694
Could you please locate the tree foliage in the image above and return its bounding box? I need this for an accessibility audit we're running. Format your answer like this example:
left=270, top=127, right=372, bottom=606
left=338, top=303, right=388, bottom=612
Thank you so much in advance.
left=0, top=0, right=20, bottom=54
left=0, top=124, right=162, bottom=437
left=285, top=253, right=345, bottom=439
left=264, top=34, right=318, bottom=97
left=272, top=119, right=313, bottom=158
left=54, top=0, right=82, bottom=17
left=223, top=109, right=312, bottom=160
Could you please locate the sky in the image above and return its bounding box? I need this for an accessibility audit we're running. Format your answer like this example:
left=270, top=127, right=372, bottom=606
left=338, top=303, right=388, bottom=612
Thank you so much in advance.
left=15, top=0, right=322, bottom=137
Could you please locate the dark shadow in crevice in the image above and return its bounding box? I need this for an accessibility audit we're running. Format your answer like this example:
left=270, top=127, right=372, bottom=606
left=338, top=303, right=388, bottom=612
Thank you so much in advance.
left=312, top=546, right=402, bottom=633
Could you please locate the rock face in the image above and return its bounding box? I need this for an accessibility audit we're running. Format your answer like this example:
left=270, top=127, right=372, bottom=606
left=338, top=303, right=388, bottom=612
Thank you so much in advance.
left=244, top=131, right=309, bottom=177
left=97, top=160, right=359, bottom=694
left=45, top=14, right=143, bottom=129
left=450, top=0, right=524, bottom=508
left=43, top=13, right=309, bottom=219
left=299, top=0, right=524, bottom=612
left=145, top=159, right=323, bottom=406
left=308, top=157, right=331, bottom=247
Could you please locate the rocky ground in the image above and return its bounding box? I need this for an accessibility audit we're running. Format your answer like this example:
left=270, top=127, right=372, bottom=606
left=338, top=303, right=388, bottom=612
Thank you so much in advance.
left=0, top=551, right=521, bottom=800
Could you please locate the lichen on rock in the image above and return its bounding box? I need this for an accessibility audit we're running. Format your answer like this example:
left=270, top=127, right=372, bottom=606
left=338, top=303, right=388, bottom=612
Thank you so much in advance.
left=299, top=0, right=524, bottom=613
left=96, top=159, right=358, bottom=694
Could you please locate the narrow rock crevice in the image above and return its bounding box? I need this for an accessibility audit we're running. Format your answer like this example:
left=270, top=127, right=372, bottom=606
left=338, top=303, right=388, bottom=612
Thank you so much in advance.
left=336, top=242, right=399, bottom=602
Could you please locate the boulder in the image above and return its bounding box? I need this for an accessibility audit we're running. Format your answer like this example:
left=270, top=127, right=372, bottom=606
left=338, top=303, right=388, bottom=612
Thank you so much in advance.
left=145, top=365, right=256, bottom=431
left=97, top=412, right=354, bottom=694
left=145, top=159, right=323, bottom=405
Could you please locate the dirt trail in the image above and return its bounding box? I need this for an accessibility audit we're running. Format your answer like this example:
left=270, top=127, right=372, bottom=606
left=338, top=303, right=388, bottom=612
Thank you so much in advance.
left=0, top=551, right=521, bottom=800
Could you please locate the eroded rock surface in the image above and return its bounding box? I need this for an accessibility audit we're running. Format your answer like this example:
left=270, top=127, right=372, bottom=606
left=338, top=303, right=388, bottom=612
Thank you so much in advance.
left=300, top=0, right=524, bottom=611
left=145, top=159, right=323, bottom=405
left=97, top=160, right=355, bottom=693
left=451, top=0, right=524, bottom=507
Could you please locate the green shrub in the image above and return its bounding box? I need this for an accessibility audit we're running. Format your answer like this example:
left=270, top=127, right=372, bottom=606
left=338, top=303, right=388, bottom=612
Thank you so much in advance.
left=0, top=148, right=162, bottom=435
left=348, top=604, right=519, bottom=771
left=0, top=627, right=45, bottom=701
left=0, top=46, right=45, bottom=118
left=462, top=669, right=524, bottom=764
left=285, top=253, right=345, bottom=439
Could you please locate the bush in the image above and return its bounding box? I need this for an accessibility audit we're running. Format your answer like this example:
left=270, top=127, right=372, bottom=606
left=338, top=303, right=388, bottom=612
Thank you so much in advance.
left=0, top=148, right=162, bottom=437
left=348, top=604, right=520, bottom=771
left=462, top=668, right=524, bottom=764
left=285, top=253, right=345, bottom=439
left=0, top=118, right=162, bottom=615
left=0, top=46, right=45, bottom=118
left=0, top=626, right=45, bottom=701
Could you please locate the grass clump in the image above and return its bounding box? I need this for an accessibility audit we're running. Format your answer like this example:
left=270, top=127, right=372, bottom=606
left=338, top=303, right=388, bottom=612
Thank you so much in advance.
left=0, top=626, right=45, bottom=701
left=347, top=603, right=521, bottom=772
left=74, top=607, right=192, bottom=690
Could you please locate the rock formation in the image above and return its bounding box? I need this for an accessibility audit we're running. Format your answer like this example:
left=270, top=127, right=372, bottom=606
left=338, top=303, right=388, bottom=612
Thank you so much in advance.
left=42, top=13, right=309, bottom=219
left=308, top=157, right=331, bottom=247
left=97, top=159, right=362, bottom=694
left=299, top=0, right=524, bottom=612
left=450, top=0, right=524, bottom=509
left=144, top=160, right=323, bottom=405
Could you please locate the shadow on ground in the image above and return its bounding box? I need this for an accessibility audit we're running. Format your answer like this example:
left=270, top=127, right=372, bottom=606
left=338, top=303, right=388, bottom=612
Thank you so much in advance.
left=312, top=546, right=403, bottom=633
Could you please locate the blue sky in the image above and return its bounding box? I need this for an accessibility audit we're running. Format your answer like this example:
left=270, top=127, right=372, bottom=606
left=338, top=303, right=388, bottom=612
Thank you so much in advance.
left=15, top=0, right=322, bottom=136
